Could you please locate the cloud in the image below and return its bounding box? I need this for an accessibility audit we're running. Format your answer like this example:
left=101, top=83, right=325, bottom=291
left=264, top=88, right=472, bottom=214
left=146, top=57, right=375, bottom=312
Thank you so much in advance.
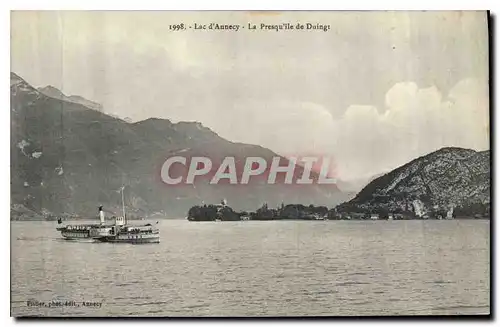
left=204, top=78, right=489, bottom=181
left=202, top=100, right=337, bottom=156
left=332, top=78, right=489, bottom=179
left=11, top=11, right=488, bottom=118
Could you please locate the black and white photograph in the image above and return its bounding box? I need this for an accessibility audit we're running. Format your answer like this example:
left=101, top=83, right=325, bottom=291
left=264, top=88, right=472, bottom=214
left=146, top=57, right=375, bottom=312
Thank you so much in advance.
left=9, top=10, right=490, bottom=317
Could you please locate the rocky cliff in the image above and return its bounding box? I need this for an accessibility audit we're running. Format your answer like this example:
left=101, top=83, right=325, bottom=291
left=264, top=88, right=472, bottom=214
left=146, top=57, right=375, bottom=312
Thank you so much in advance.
left=336, top=147, right=490, bottom=218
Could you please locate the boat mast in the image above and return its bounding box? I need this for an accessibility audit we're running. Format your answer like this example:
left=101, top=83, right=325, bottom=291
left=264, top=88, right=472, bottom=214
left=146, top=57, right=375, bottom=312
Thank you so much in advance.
left=121, top=186, right=126, bottom=225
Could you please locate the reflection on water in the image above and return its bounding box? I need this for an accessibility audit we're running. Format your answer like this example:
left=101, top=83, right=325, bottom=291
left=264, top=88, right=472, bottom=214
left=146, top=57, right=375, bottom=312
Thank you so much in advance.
left=11, top=220, right=490, bottom=316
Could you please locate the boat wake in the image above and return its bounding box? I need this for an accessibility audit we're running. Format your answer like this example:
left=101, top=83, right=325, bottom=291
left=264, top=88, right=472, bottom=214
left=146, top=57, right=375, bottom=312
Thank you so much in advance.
left=54, top=238, right=102, bottom=243
left=16, top=236, right=50, bottom=241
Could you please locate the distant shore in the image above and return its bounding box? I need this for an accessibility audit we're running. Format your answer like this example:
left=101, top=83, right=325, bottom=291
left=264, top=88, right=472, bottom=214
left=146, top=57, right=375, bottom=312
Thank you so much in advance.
left=187, top=217, right=490, bottom=222
left=10, top=217, right=490, bottom=222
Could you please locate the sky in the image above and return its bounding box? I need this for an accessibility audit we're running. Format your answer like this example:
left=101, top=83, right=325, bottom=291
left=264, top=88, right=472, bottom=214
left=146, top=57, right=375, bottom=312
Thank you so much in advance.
left=11, top=11, right=489, bottom=180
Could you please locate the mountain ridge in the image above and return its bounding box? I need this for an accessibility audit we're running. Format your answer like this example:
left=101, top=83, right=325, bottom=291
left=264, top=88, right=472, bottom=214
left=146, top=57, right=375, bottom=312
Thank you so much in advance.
left=38, top=85, right=103, bottom=111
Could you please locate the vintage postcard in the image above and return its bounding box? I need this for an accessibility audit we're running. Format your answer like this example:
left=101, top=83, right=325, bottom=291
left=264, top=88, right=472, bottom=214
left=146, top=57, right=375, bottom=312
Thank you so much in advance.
left=10, top=11, right=490, bottom=317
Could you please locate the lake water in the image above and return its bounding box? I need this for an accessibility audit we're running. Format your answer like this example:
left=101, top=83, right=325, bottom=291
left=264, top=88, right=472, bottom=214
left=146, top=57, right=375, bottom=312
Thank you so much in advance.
left=11, top=219, right=490, bottom=317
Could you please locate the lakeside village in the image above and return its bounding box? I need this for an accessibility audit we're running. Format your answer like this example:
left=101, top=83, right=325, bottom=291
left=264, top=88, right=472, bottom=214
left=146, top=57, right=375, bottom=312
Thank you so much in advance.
left=187, top=199, right=491, bottom=222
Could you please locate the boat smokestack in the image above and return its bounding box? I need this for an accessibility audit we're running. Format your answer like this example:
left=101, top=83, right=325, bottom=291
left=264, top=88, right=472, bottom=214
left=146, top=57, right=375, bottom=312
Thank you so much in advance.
left=99, top=205, right=105, bottom=224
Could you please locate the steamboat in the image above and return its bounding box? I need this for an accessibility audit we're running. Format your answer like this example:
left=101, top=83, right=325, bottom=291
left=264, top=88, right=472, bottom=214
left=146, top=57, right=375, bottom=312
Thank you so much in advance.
left=56, top=187, right=160, bottom=244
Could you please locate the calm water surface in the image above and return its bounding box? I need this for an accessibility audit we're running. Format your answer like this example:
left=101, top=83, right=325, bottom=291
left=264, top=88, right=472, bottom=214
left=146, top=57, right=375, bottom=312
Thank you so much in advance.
left=11, top=220, right=490, bottom=317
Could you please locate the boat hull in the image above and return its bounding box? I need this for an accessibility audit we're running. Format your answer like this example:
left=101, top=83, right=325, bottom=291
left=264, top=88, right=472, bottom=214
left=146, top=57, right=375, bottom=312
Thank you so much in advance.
left=57, top=223, right=160, bottom=244
left=95, top=233, right=160, bottom=244
left=60, top=230, right=91, bottom=240
left=60, top=234, right=159, bottom=244
left=106, top=236, right=160, bottom=244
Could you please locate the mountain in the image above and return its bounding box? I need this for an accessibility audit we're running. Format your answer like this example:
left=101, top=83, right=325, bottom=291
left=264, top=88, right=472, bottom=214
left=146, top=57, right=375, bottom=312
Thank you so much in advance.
left=38, top=85, right=103, bottom=111
left=336, top=172, right=386, bottom=194
left=11, top=72, right=346, bottom=219
left=336, top=147, right=491, bottom=217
